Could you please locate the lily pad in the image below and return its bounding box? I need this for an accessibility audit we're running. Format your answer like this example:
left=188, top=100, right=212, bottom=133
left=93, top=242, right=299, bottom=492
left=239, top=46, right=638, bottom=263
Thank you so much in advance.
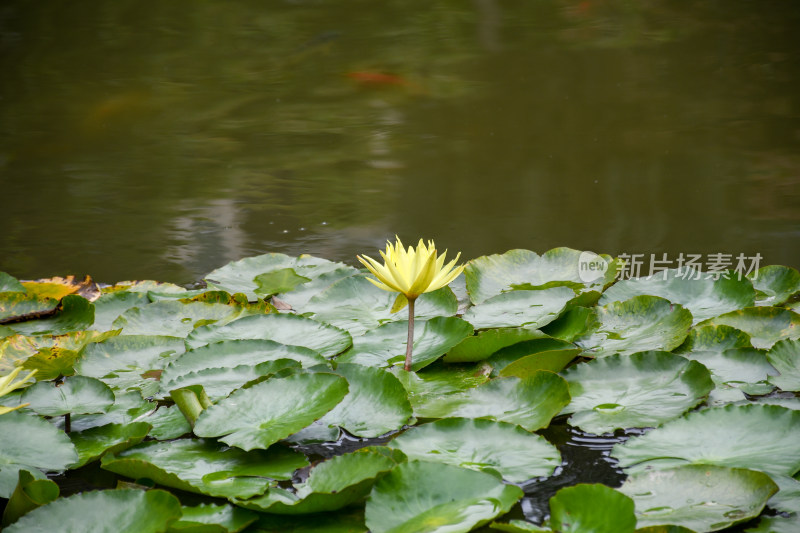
left=62, top=390, right=155, bottom=433
left=462, top=287, right=575, bottom=329
left=485, top=337, right=577, bottom=374
left=390, top=364, right=492, bottom=412
left=562, top=351, right=714, bottom=434
left=165, top=360, right=301, bottom=400
left=619, top=465, right=777, bottom=531
left=745, top=515, right=800, bottom=533
left=766, top=339, right=800, bottom=391
left=336, top=317, right=473, bottom=371
left=254, top=268, right=312, bottom=297
left=302, top=275, right=458, bottom=336
left=674, top=324, right=752, bottom=355
left=91, top=291, right=150, bottom=332
left=169, top=503, right=257, bottom=533
left=186, top=313, right=352, bottom=358
left=6, top=295, right=94, bottom=336
left=204, top=253, right=352, bottom=300
left=549, top=483, right=637, bottom=533
left=699, top=307, right=800, bottom=349
left=193, top=371, right=349, bottom=450
left=274, top=267, right=359, bottom=311
left=112, top=300, right=257, bottom=337
left=236, top=447, right=403, bottom=515
left=681, top=347, right=777, bottom=396
left=365, top=460, right=523, bottom=533
left=499, top=348, right=581, bottom=378
left=573, top=296, right=693, bottom=358
left=612, top=404, right=800, bottom=476
left=465, top=248, right=615, bottom=304
left=413, top=371, right=570, bottom=431
left=101, top=438, right=307, bottom=499
left=0, top=293, right=59, bottom=323
left=0, top=272, right=25, bottom=293
left=316, top=364, right=413, bottom=438
left=388, top=418, right=560, bottom=483
left=144, top=405, right=192, bottom=440
left=70, top=421, right=152, bottom=468
left=3, top=488, right=182, bottom=533
left=21, top=375, right=115, bottom=416
left=748, top=265, right=800, bottom=306
left=444, top=327, right=548, bottom=363
left=1, top=469, right=60, bottom=528
left=599, top=268, right=754, bottom=324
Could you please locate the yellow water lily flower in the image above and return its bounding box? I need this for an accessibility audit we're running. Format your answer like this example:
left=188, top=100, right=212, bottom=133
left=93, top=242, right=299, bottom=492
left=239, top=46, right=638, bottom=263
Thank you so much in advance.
left=358, top=237, right=465, bottom=371
left=358, top=237, right=465, bottom=300
left=0, top=367, right=37, bottom=415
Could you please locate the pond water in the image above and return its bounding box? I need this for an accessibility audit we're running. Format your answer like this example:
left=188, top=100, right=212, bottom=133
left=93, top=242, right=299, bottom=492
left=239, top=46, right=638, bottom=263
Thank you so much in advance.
left=2, top=1, right=799, bottom=284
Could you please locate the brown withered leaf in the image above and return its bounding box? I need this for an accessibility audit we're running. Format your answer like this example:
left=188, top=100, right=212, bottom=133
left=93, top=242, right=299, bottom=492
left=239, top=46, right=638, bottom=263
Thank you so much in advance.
left=22, top=275, right=102, bottom=302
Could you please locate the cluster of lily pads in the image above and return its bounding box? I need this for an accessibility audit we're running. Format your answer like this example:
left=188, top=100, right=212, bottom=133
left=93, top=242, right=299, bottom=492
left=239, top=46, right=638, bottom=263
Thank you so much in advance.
left=1, top=247, right=799, bottom=532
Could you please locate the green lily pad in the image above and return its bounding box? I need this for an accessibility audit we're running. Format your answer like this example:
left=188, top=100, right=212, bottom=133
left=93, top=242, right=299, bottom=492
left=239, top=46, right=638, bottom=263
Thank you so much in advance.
left=143, top=405, right=192, bottom=440
left=91, top=291, right=151, bottom=332
left=365, top=460, right=523, bottom=533
left=540, top=306, right=598, bottom=343
left=766, top=339, right=800, bottom=391
left=6, top=295, right=94, bottom=336
left=169, top=360, right=302, bottom=400
left=549, top=483, right=637, bottom=533
left=64, top=390, right=155, bottom=433
left=112, top=300, right=257, bottom=337
left=21, top=375, right=115, bottom=416
left=444, top=327, right=548, bottom=363
left=248, top=508, right=368, bottom=533
left=619, top=465, right=777, bottom=531
left=336, top=317, right=473, bottom=371
left=274, top=267, right=359, bottom=311
left=236, top=447, right=403, bottom=515
left=193, top=371, right=349, bottom=450
left=599, top=268, right=754, bottom=324
left=681, top=347, right=777, bottom=396
left=302, top=275, right=458, bottom=336
left=413, top=371, right=570, bottom=431
left=388, top=418, right=560, bottom=483
left=390, top=364, right=491, bottom=412
left=462, top=287, right=575, bottom=330
left=315, top=364, right=413, bottom=438
left=3, top=488, right=182, bottom=533
left=489, top=519, right=550, bottom=532
left=70, top=421, right=151, bottom=468
left=0, top=411, right=77, bottom=497
left=204, top=253, right=353, bottom=300
left=699, top=307, right=800, bottom=349
left=573, top=296, right=693, bottom=358
left=612, top=404, right=800, bottom=476
left=1, top=469, right=60, bottom=528
left=485, top=337, right=577, bottom=374
left=161, top=339, right=326, bottom=389
left=465, top=248, right=615, bottom=305
left=674, top=324, right=752, bottom=355
left=186, top=313, right=352, bottom=358
left=748, top=265, right=800, bottom=306
left=254, top=268, right=312, bottom=297
left=169, top=503, right=257, bottom=533
left=764, top=473, right=800, bottom=515
left=745, top=515, right=800, bottom=533
left=0, top=292, right=59, bottom=323
left=499, top=348, right=581, bottom=378
left=102, top=438, right=307, bottom=499
left=562, top=351, right=713, bottom=434
left=0, top=272, right=25, bottom=293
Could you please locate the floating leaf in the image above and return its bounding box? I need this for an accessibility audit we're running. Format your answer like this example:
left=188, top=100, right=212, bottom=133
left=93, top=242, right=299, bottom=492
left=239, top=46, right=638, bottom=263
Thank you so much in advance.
left=699, top=307, right=800, bottom=349
left=112, top=300, right=258, bottom=337
left=236, top=447, right=402, bottom=515
left=70, top=422, right=151, bottom=468
left=65, top=390, right=155, bottom=433
left=193, top=371, right=349, bottom=450
left=0, top=272, right=25, bottom=293
left=91, top=291, right=150, bottom=332
left=142, top=404, right=192, bottom=441
left=674, top=324, right=752, bottom=355
left=562, top=351, right=713, bottom=434
left=3, top=488, right=182, bottom=533
left=573, top=296, right=693, bottom=358
left=21, top=276, right=100, bottom=302
left=465, top=248, right=615, bottom=304
left=1, top=469, right=60, bottom=528
left=599, top=268, right=754, bottom=324
left=390, top=364, right=491, bottom=412
left=389, top=418, right=560, bottom=483
left=745, top=515, right=800, bottom=533
left=619, top=465, right=777, bottom=531
left=186, top=313, right=352, bottom=358
left=275, top=267, right=359, bottom=311
left=0, top=293, right=59, bottom=323
left=549, top=483, right=636, bottom=533
left=681, top=347, right=777, bottom=396
left=486, top=337, right=577, bottom=374
left=316, top=364, right=413, bottom=438
left=102, top=439, right=306, bottom=499
left=462, top=287, right=575, bottom=329
left=169, top=503, right=257, bottom=533
left=254, top=268, right=311, bottom=297
left=21, top=375, right=114, bottom=416
left=302, top=276, right=458, bottom=336
left=413, top=371, right=570, bottom=431
left=749, top=265, right=800, bottom=306
left=499, top=348, right=580, bottom=378
left=444, top=327, right=548, bottom=363
left=766, top=339, right=800, bottom=391
left=365, top=460, right=523, bottom=533
left=6, top=295, right=95, bottom=336
left=336, top=317, right=473, bottom=371
left=612, top=404, right=800, bottom=476
left=166, top=360, right=301, bottom=400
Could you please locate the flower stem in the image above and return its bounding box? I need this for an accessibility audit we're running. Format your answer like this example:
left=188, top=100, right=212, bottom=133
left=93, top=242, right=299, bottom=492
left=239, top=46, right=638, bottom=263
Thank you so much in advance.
left=404, top=297, right=416, bottom=371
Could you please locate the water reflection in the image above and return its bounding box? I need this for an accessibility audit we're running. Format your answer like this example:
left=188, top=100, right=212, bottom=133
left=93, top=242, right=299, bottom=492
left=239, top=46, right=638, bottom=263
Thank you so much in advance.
left=1, top=1, right=798, bottom=284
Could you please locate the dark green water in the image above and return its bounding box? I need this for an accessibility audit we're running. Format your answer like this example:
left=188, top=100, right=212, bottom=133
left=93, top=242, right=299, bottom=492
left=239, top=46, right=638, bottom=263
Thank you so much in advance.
left=2, top=1, right=799, bottom=284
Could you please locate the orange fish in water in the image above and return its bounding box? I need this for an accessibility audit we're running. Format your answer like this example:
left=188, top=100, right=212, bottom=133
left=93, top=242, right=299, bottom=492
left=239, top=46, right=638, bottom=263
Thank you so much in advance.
left=346, top=71, right=412, bottom=87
